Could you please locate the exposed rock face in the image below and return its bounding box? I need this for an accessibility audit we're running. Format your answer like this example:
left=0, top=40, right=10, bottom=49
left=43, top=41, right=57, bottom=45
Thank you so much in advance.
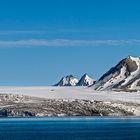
left=137, top=81, right=140, bottom=86
left=92, top=56, right=140, bottom=91
left=77, top=74, right=95, bottom=86
left=0, top=94, right=139, bottom=117
left=125, top=57, right=138, bottom=72
left=54, top=75, right=79, bottom=86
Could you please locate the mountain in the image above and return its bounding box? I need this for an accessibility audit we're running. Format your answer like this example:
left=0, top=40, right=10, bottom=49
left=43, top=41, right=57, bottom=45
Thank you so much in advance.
left=77, top=74, right=95, bottom=86
left=54, top=75, right=79, bottom=86
left=92, top=56, right=140, bottom=91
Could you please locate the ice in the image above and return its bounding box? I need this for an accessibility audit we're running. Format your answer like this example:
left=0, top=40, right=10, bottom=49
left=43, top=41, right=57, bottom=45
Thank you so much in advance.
left=0, top=86, right=139, bottom=104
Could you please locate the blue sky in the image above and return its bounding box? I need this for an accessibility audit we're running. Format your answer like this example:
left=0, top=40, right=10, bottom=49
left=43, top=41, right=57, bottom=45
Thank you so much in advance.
left=0, top=0, right=140, bottom=85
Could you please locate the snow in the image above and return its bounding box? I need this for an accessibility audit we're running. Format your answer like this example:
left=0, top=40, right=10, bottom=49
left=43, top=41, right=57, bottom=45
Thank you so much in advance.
left=121, top=56, right=140, bottom=87
left=55, top=75, right=79, bottom=86
left=0, top=86, right=139, bottom=104
left=129, top=56, right=140, bottom=62
left=77, top=74, right=95, bottom=86
left=101, top=66, right=126, bottom=90
left=55, top=74, right=94, bottom=86
left=130, top=79, right=140, bottom=89
left=93, top=56, right=140, bottom=90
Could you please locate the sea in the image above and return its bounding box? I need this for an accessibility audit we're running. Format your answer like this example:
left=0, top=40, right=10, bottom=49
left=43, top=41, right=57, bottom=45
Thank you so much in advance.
left=0, top=117, right=139, bottom=140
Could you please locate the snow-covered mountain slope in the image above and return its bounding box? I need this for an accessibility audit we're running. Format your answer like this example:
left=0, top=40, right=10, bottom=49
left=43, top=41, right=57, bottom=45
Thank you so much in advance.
left=92, top=56, right=140, bottom=91
left=54, top=75, right=79, bottom=86
left=77, top=74, right=95, bottom=86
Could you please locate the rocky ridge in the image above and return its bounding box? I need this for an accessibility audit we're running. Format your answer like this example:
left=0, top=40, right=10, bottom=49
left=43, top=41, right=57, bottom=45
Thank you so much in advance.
left=0, top=94, right=139, bottom=117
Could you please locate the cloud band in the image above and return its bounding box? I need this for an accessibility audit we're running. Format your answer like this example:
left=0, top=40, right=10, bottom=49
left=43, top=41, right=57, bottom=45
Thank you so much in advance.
left=0, top=39, right=139, bottom=47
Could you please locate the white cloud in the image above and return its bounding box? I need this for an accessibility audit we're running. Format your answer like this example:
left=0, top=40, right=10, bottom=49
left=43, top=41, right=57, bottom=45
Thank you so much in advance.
left=0, top=29, right=93, bottom=35
left=0, top=39, right=140, bottom=47
left=0, top=30, right=49, bottom=35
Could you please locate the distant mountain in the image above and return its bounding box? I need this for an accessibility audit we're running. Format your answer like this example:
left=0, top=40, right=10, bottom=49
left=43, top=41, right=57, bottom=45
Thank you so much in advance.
left=77, top=74, right=95, bottom=86
left=54, top=74, right=95, bottom=87
left=54, top=75, right=79, bottom=86
left=92, top=56, right=140, bottom=91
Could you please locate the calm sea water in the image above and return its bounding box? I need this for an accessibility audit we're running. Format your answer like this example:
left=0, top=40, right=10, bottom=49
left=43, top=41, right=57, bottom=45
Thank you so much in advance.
left=0, top=117, right=139, bottom=140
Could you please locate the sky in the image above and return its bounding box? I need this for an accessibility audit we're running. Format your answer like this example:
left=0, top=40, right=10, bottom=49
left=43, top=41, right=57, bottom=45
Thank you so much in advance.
left=0, top=0, right=140, bottom=85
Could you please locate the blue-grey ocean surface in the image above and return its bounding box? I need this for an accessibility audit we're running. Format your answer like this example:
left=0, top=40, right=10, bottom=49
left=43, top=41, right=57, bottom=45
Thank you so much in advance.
left=0, top=117, right=139, bottom=140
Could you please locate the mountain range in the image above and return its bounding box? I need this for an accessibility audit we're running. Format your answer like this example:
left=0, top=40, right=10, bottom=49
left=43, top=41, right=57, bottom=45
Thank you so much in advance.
left=54, top=56, right=140, bottom=91
left=54, top=74, right=95, bottom=86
